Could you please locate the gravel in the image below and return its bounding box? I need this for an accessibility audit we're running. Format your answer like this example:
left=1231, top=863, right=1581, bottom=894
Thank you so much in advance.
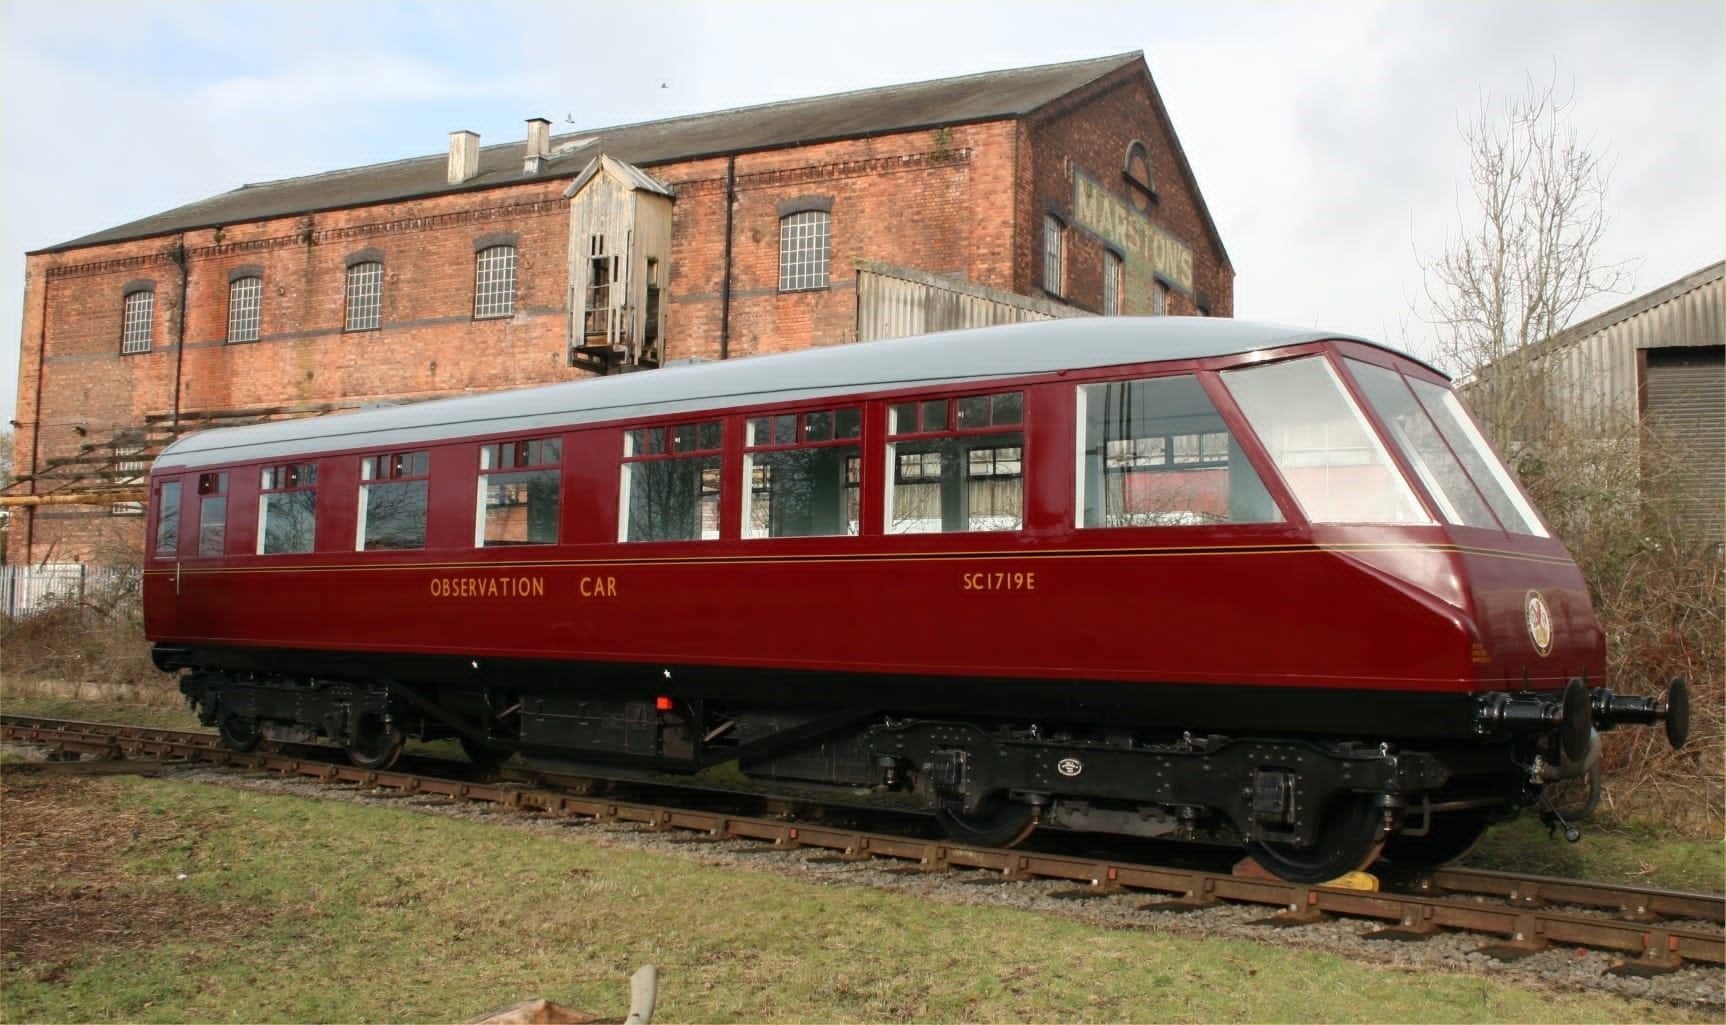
left=146, top=762, right=1725, bottom=1012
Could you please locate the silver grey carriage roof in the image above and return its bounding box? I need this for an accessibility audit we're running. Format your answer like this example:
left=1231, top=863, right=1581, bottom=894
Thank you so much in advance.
left=154, top=317, right=1438, bottom=471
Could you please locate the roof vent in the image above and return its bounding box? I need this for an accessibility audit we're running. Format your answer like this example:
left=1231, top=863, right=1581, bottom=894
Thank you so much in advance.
left=524, top=118, right=552, bottom=174
left=448, top=130, right=480, bottom=185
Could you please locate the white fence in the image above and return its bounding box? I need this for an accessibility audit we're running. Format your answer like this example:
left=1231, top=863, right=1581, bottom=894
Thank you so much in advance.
left=0, top=563, right=140, bottom=619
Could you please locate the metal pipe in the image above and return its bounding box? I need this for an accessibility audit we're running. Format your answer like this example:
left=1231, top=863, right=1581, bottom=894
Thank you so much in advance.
left=170, top=235, right=189, bottom=428
left=719, top=156, right=735, bottom=361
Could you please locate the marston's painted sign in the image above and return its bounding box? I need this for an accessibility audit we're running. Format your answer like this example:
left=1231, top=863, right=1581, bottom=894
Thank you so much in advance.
left=1072, top=172, right=1195, bottom=304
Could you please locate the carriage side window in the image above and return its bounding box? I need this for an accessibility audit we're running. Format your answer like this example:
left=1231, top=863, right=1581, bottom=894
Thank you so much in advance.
left=197, top=472, right=229, bottom=556
left=885, top=391, right=1023, bottom=533
left=358, top=450, right=430, bottom=551
left=744, top=407, right=861, bottom=538
left=1077, top=375, right=1281, bottom=528
left=258, top=462, right=318, bottom=554
left=1222, top=356, right=1430, bottom=524
left=154, top=481, right=181, bottom=557
left=478, top=437, right=562, bottom=546
left=620, top=421, right=722, bottom=542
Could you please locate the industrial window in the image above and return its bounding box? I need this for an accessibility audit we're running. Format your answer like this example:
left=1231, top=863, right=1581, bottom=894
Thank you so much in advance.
left=1077, top=375, right=1281, bottom=528
left=1222, top=357, right=1430, bottom=525
left=358, top=450, right=430, bottom=550
left=778, top=210, right=830, bottom=291
left=344, top=261, right=383, bottom=332
left=744, top=407, right=862, bottom=538
left=227, top=276, right=262, bottom=343
left=886, top=391, right=1024, bottom=533
left=258, top=462, right=318, bottom=554
left=153, top=481, right=181, bottom=557
left=1103, top=252, right=1123, bottom=316
left=120, top=289, right=153, bottom=354
left=477, top=437, right=562, bottom=546
left=620, top=421, right=722, bottom=542
left=196, top=471, right=229, bottom=557
left=1152, top=280, right=1169, bottom=316
left=1042, top=215, right=1065, bottom=296
left=473, top=244, right=517, bottom=318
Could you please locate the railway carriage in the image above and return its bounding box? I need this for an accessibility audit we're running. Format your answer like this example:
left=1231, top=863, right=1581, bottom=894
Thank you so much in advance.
left=143, top=318, right=1686, bottom=883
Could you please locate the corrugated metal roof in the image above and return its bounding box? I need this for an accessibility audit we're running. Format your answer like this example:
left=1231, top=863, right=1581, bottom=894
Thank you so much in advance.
left=154, top=316, right=1415, bottom=471
left=46, top=52, right=1144, bottom=253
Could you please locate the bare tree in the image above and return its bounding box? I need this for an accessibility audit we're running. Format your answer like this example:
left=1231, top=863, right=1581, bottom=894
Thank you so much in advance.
left=1420, top=74, right=1627, bottom=446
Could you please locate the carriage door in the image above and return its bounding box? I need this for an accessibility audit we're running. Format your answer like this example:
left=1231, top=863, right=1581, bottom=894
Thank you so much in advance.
left=150, top=477, right=185, bottom=605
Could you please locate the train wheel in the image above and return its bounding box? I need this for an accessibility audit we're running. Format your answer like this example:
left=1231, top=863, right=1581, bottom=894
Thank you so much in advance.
left=459, top=736, right=503, bottom=773
left=1381, top=808, right=1493, bottom=868
left=934, top=795, right=1039, bottom=849
left=1248, top=793, right=1385, bottom=884
left=217, top=712, right=262, bottom=753
left=348, top=714, right=404, bottom=771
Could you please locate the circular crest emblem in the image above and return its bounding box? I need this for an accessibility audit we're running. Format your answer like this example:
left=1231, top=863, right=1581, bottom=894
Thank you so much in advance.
left=1524, top=590, right=1554, bottom=657
left=1056, top=758, right=1084, bottom=778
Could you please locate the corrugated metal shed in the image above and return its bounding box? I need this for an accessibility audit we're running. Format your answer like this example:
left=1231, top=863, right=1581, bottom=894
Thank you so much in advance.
left=1517, top=261, right=1724, bottom=434
left=855, top=261, right=1085, bottom=342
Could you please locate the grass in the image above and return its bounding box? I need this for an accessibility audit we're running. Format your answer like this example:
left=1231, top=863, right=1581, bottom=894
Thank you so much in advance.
left=1462, top=816, right=1725, bottom=894
left=0, top=775, right=1717, bottom=1024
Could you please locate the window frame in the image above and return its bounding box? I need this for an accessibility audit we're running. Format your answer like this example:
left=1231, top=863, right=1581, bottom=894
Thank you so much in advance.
left=884, top=388, right=1027, bottom=535
left=226, top=273, right=263, bottom=343
left=1102, top=251, right=1123, bottom=316
left=473, top=243, right=518, bottom=319
left=120, top=283, right=155, bottom=355
left=257, top=461, right=320, bottom=555
left=777, top=209, right=831, bottom=292
left=1042, top=214, right=1065, bottom=297
left=475, top=436, right=564, bottom=548
left=356, top=450, right=432, bottom=551
left=618, top=419, right=725, bottom=543
left=742, top=406, right=864, bottom=539
left=343, top=258, right=384, bottom=332
left=195, top=471, right=230, bottom=557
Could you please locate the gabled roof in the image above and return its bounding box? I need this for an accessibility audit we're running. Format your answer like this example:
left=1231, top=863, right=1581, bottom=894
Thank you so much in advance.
left=564, top=154, right=675, bottom=199
left=154, top=316, right=1423, bottom=471
left=44, top=52, right=1144, bottom=253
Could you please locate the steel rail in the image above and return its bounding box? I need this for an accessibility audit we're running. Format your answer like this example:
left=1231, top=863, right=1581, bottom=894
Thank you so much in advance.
left=4, top=714, right=1721, bottom=973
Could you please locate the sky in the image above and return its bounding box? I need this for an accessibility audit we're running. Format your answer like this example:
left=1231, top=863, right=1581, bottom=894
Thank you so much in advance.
left=1, top=0, right=1722, bottom=424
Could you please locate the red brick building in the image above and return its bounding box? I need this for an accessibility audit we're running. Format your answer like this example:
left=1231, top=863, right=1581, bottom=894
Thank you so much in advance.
left=6, top=52, right=1231, bottom=564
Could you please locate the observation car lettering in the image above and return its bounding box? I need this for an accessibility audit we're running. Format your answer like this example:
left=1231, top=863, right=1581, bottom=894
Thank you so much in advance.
left=962, top=569, right=1036, bottom=592
left=428, top=575, right=547, bottom=599
left=580, top=575, right=619, bottom=598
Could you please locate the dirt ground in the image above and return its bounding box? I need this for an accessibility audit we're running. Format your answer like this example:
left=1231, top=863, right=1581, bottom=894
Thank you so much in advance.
left=0, top=774, right=263, bottom=981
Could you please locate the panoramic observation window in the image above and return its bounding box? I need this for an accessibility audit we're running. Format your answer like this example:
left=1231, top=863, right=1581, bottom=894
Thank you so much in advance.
left=196, top=472, right=229, bottom=556
left=885, top=390, right=1024, bottom=533
left=153, top=481, right=181, bottom=557
left=1222, top=356, right=1430, bottom=524
left=473, top=245, right=517, bottom=318
left=778, top=210, right=830, bottom=291
left=1344, top=360, right=1500, bottom=530
left=478, top=437, right=562, bottom=547
left=358, top=450, right=429, bottom=551
left=258, top=462, right=319, bottom=554
left=344, top=261, right=383, bottom=332
left=1406, top=376, right=1548, bottom=537
left=121, top=289, right=154, bottom=354
left=227, top=276, right=262, bottom=343
left=744, top=407, right=861, bottom=538
left=620, top=421, right=722, bottom=542
left=1077, top=374, right=1281, bottom=528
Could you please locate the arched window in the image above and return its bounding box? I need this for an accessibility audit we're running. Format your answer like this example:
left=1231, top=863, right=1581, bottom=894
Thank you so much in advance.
left=120, top=283, right=154, bottom=354
left=1124, top=140, right=1155, bottom=210
left=778, top=210, right=831, bottom=291
left=227, top=274, right=262, bottom=343
left=473, top=244, right=517, bottom=318
left=344, top=260, right=384, bottom=332
left=1042, top=214, right=1065, bottom=297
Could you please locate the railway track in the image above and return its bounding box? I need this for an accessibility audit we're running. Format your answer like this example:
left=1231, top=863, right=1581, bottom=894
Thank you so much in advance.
left=5, top=713, right=1722, bottom=977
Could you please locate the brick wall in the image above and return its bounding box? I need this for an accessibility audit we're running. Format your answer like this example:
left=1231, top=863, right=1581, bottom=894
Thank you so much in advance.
left=11, top=92, right=1225, bottom=563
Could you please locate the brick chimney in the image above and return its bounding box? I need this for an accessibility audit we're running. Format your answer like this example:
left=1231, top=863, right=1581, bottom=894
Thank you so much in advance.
left=524, top=118, right=551, bottom=174
left=448, top=130, right=480, bottom=185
